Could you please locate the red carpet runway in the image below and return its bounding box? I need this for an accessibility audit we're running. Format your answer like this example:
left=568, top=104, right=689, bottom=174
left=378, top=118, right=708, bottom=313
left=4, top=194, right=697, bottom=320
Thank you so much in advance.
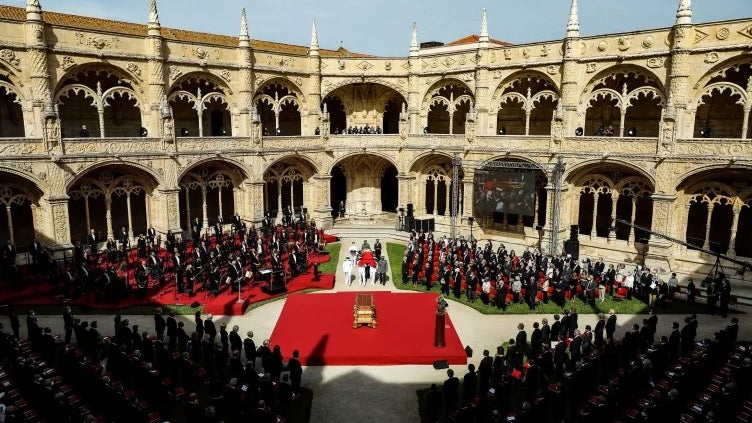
left=269, top=292, right=467, bottom=366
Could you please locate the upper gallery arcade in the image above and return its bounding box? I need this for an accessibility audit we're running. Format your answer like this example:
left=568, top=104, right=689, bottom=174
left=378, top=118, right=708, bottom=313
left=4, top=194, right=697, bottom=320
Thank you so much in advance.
left=0, top=0, right=751, bottom=277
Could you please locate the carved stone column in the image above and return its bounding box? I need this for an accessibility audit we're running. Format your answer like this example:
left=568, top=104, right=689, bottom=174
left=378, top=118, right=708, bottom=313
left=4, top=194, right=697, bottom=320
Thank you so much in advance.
left=702, top=203, right=714, bottom=251
left=646, top=193, right=677, bottom=270
left=590, top=192, right=599, bottom=239
left=157, top=188, right=181, bottom=233
left=462, top=173, right=474, bottom=219
left=397, top=173, right=414, bottom=211
left=244, top=181, right=265, bottom=223
left=312, top=174, right=333, bottom=229
left=608, top=193, right=619, bottom=242
left=46, top=196, right=73, bottom=252
left=727, top=202, right=742, bottom=257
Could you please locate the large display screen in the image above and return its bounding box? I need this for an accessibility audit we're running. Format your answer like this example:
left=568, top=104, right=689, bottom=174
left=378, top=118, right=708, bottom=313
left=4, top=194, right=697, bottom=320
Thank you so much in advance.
left=473, top=169, right=536, bottom=216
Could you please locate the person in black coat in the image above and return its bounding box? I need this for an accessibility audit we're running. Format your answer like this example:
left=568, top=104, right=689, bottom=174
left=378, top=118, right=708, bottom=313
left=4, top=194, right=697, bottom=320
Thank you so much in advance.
left=478, top=349, right=493, bottom=395
left=219, top=323, right=229, bottom=354
left=442, top=369, right=460, bottom=417
left=229, top=325, right=243, bottom=355
left=426, top=383, right=443, bottom=423
left=166, top=312, right=178, bottom=351
left=288, top=349, right=303, bottom=390
left=540, top=318, right=551, bottom=347
left=204, top=314, right=217, bottom=343
left=594, top=314, right=606, bottom=347
left=516, top=323, right=528, bottom=359
left=568, top=307, right=579, bottom=338
left=530, top=322, right=542, bottom=358
left=668, top=321, right=681, bottom=358
left=462, top=363, right=478, bottom=404
left=244, top=331, right=257, bottom=369
left=605, top=309, right=617, bottom=341
left=154, top=308, right=166, bottom=340
left=550, top=315, right=561, bottom=343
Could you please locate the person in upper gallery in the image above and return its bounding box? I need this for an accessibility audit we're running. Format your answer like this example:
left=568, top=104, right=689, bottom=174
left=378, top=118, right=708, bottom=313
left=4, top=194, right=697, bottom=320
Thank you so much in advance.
left=79, top=124, right=90, bottom=137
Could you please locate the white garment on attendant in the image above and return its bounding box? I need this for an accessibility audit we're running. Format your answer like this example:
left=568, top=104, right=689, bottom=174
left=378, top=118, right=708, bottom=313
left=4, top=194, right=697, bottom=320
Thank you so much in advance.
left=624, top=274, right=635, bottom=289
left=358, top=266, right=366, bottom=286
left=342, top=259, right=353, bottom=285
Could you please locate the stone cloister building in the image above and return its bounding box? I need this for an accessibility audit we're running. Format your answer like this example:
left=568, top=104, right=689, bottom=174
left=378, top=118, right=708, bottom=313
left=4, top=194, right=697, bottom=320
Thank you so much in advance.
left=0, top=0, right=751, bottom=284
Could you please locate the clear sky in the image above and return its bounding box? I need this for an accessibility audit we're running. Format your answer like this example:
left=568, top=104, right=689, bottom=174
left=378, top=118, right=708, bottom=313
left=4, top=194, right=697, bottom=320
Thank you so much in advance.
left=9, top=0, right=751, bottom=56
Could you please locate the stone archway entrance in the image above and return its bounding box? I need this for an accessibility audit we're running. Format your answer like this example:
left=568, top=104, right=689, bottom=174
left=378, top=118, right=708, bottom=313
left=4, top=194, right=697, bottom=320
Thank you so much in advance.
left=330, top=154, right=398, bottom=219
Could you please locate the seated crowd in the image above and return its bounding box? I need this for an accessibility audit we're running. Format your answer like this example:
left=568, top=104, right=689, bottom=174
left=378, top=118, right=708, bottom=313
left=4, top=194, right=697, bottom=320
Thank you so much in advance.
left=2, top=209, right=325, bottom=305
left=0, top=307, right=304, bottom=423
left=427, top=312, right=746, bottom=422
left=401, top=231, right=733, bottom=317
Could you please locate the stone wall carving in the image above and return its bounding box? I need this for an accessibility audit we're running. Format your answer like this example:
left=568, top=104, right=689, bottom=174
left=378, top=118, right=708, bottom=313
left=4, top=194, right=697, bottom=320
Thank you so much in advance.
left=0, top=49, right=20, bottom=69
left=75, top=32, right=120, bottom=50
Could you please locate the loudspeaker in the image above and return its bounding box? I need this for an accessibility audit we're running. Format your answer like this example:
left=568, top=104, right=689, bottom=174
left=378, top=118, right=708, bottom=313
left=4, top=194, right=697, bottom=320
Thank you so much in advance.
left=564, top=239, right=580, bottom=261
left=569, top=225, right=579, bottom=241
left=406, top=203, right=414, bottom=217
left=465, top=346, right=473, bottom=358
left=433, top=360, right=449, bottom=370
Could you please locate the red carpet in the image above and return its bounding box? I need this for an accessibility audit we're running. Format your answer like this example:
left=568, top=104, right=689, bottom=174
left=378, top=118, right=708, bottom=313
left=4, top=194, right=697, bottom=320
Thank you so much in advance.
left=1, top=254, right=333, bottom=316
left=269, top=292, right=467, bottom=366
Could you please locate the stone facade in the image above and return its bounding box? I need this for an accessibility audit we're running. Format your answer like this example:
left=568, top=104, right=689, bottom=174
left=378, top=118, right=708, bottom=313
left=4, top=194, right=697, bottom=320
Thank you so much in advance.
left=0, top=0, right=750, bottom=282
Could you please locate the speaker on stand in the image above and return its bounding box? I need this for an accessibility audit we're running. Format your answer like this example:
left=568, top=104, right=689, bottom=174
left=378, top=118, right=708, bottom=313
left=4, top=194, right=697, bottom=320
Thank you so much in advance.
left=564, top=224, right=580, bottom=260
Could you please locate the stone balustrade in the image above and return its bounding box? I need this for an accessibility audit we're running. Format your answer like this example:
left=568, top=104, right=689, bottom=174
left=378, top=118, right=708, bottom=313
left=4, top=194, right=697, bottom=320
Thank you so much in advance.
left=0, top=135, right=748, bottom=162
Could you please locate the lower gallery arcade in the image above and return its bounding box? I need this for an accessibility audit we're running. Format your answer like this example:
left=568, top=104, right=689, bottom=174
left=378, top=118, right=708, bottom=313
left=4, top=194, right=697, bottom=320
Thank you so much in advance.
left=2, top=152, right=751, bottom=277
left=0, top=1, right=750, bottom=297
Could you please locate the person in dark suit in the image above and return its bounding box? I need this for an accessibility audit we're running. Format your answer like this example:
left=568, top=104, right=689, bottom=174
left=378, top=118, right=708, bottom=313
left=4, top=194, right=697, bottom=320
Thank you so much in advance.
left=462, top=363, right=477, bottom=404
left=568, top=307, right=579, bottom=337
left=87, top=229, right=98, bottom=252
left=229, top=325, right=243, bottom=355
left=569, top=329, right=583, bottom=366
left=63, top=306, right=75, bottom=344
left=118, top=226, right=129, bottom=249
left=154, top=307, right=166, bottom=340
left=594, top=313, right=606, bottom=347
left=146, top=226, right=157, bottom=246
left=515, top=323, right=528, bottom=359
left=442, top=369, right=459, bottom=416
left=605, top=309, right=617, bottom=341
left=478, top=349, right=493, bottom=395
left=244, top=331, right=257, bottom=369
left=550, top=315, right=561, bottom=342
left=166, top=312, right=178, bottom=351
left=192, top=217, right=201, bottom=242
left=204, top=314, right=217, bottom=343
left=530, top=321, right=542, bottom=358
left=172, top=248, right=184, bottom=293
left=668, top=321, right=681, bottom=358
left=541, top=318, right=551, bottom=347
left=288, top=350, right=303, bottom=390
left=29, top=238, right=43, bottom=266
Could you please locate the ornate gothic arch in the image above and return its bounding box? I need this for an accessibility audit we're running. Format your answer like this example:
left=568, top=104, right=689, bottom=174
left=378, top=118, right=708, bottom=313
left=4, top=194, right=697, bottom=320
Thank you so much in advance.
left=262, top=155, right=319, bottom=178
left=254, top=78, right=304, bottom=102
left=693, top=82, right=747, bottom=109
left=690, top=54, right=752, bottom=95
left=53, top=63, right=142, bottom=94
left=564, top=159, right=656, bottom=188
left=66, top=161, right=163, bottom=191
left=326, top=151, right=397, bottom=175
left=177, top=158, right=249, bottom=186
left=422, top=78, right=475, bottom=107
left=581, top=65, right=666, bottom=101
left=675, top=164, right=752, bottom=192
left=408, top=151, right=455, bottom=173
left=168, top=72, right=233, bottom=97
left=322, top=78, right=407, bottom=102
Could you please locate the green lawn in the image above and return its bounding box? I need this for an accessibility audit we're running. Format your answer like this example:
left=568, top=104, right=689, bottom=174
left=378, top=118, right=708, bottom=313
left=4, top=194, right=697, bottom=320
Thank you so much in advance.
left=317, top=242, right=340, bottom=274
left=386, top=242, right=708, bottom=316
